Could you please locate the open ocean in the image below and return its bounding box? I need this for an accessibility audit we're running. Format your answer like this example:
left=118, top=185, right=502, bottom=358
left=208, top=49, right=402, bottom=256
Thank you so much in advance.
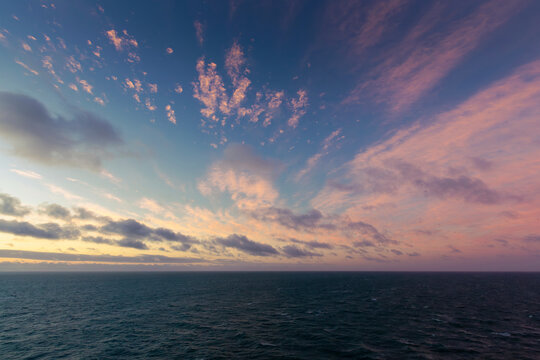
left=0, top=272, right=539, bottom=359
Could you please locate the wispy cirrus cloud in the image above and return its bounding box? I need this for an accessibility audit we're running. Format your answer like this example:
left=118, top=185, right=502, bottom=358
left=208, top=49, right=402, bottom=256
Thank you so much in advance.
left=0, top=249, right=206, bottom=264
left=296, top=128, right=344, bottom=180
left=10, top=168, right=42, bottom=179
left=194, top=20, right=204, bottom=45
left=344, top=0, right=528, bottom=113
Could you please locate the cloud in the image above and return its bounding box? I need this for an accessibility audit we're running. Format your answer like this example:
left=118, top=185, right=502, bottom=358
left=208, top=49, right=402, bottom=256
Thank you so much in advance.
left=117, top=238, right=148, bottom=250
left=250, top=205, right=395, bottom=246
left=225, top=41, right=251, bottom=110
left=0, top=193, right=31, bottom=217
left=0, top=249, right=206, bottom=264
left=215, top=234, right=279, bottom=256
left=323, top=0, right=407, bottom=56
left=78, top=79, right=93, bottom=94
left=81, top=236, right=114, bottom=245
left=192, top=59, right=228, bottom=120
left=72, top=207, right=111, bottom=222
left=250, top=207, right=330, bottom=231
left=287, top=238, right=333, bottom=249
left=100, top=218, right=198, bottom=250
left=105, top=29, right=138, bottom=51
left=39, top=203, right=71, bottom=219
left=165, top=104, right=176, bottom=124
left=317, top=59, right=540, bottom=210
left=46, top=184, right=83, bottom=201
left=296, top=128, right=344, bottom=180
left=10, top=169, right=42, bottom=179
left=198, top=144, right=281, bottom=209
left=15, top=60, right=38, bottom=75
left=338, top=160, right=518, bottom=205
left=344, top=0, right=527, bottom=112
left=101, top=219, right=153, bottom=238
left=194, top=20, right=204, bottom=45
left=523, top=235, right=540, bottom=243
left=0, top=219, right=79, bottom=239
left=0, top=92, right=122, bottom=170
left=287, top=89, right=308, bottom=128
left=353, top=240, right=375, bottom=247
left=312, top=58, right=540, bottom=261
left=281, top=244, right=322, bottom=258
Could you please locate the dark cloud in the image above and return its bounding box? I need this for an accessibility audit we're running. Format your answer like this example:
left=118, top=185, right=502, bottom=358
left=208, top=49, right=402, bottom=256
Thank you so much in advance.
left=251, top=206, right=395, bottom=245
left=0, top=92, right=122, bottom=170
left=39, top=203, right=71, bottom=219
left=215, top=234, right=279, bottom=256
left=250, top=207, right=336, bottom=231
left=389, top=160, right=511, bottom=204
left=408, top=252, right=420, bottom=257
left=154, top=227, right=197, bottom=246
left=117, top=238, right=148, bottom=250
left=346, top=221, right=396, bottom=244
left=331, top=160, right=519, bottom=205
left=448, top=245, right=462, bottom=253
left=81, top=236, right=114, bottom=245
left=0, top=193, right=30, bottom=217
left=0, top=219, right=79, bottom=239
left=415, top=175, right=503, bottom=204
left=0, top=198, right=197, bottom=251
left=100, top=219, right=198, bottom=250
left=0, top=249, right=206, bottom=264
left=353, top=240, right=375, bottom=247
left=101, top=219, right=153, bottom=238
left=391, top=249, right=403, bottom=255
left=72, top=207, right=111, bottom=222
left=281, top=245, right=322, bottom=258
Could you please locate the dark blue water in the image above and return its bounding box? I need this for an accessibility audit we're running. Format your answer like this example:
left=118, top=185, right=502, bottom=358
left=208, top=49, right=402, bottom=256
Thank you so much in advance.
left=0, top=272, right=539, bottom=359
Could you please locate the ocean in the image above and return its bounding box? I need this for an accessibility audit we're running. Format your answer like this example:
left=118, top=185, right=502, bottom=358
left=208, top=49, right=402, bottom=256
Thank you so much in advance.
left=0, top=272, right=539, bottom=359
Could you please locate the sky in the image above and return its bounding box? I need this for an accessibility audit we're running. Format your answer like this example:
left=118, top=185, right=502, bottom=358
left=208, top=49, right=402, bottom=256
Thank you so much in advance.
left=0, top=0, right=539, bottom=271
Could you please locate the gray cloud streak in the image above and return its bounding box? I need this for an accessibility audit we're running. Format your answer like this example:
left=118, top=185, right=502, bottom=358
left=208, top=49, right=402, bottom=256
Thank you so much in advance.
left=0, top=219, right=80, bottom=239
left=0, top=249, right=207, bottom=264
left=215, top=234, right=279, bottom=256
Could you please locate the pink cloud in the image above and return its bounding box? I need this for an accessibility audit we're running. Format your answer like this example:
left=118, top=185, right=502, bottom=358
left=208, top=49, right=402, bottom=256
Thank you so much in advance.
left=15, top=60, right=38, bottom=75
left=194, top=20, right=204, bottom=45
left=78, top=79, right=93, bottom=94
left=198, top=144, right=281, bottom=210
left=296, top=128, right=344, bottom=180
left=105, top=29, right=138, bottom=51
left=313, top=59, right=540, bottom=260
left=287, top=89, right=308, bottom=128
left=165, top=104, right=176, bottom=124
left=192, top=59, right=228, bottom=120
